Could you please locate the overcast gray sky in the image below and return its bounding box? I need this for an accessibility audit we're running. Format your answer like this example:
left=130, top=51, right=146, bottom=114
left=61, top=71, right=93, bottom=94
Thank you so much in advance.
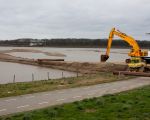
left=0, top=0, right=150, bottom=40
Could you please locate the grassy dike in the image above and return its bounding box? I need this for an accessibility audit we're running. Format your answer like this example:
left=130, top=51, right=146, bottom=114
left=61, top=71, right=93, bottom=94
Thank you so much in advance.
left=0, top=72, right=132, bottom=98
left=1, top=85, right=149, bottom=120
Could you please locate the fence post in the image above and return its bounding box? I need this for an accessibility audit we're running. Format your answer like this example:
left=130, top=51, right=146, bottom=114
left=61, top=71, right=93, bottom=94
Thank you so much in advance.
left=62, top=72, right=64, bottom=78
left=77, top=71, right=79, bottom=77
left=118, top=71, right=121, bottom=79
left=47, top=72, right=50, bottom=80
left=32, top=73, right=34, bottom=81
left=13, top=74, right=15, bottom=83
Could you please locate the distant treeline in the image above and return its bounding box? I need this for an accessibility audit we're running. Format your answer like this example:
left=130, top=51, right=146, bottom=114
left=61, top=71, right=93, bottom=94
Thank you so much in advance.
left=0, top=38, right=149, bottom=48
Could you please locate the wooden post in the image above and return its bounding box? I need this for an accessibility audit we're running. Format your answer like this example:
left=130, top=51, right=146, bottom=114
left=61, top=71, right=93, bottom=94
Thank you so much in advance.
left=13, top=74, right=15, bottom=83
left=62, top=72, right=64, bottom=78
left=77, top=71, right=79, bottom=77
left=32, top=73, right=34, bottom=81
left=47, top=72, right=50, bottom=80
left=118, top=71, right=121, bottom=79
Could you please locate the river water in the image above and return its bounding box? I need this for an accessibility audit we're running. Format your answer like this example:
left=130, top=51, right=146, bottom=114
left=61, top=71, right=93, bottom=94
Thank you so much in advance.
left=3, top=47, right=130, bottom=62
left=0, top=47, right=131, bottom=84
left=0, top=61, right=76, bottom=84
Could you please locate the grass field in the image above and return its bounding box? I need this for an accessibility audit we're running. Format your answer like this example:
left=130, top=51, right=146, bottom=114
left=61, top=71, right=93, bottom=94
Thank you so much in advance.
left=1, top=85, right=149, bottom=120
left=0, top=72, right=132, bottom=98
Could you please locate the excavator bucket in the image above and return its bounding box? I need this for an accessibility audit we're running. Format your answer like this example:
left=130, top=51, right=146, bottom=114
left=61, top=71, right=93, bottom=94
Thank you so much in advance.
left=101, top=55, right=109, bottom=62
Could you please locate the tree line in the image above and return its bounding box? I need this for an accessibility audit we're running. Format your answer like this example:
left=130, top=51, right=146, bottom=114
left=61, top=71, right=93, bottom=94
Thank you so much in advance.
left=0, top=38, right=149, bottom=48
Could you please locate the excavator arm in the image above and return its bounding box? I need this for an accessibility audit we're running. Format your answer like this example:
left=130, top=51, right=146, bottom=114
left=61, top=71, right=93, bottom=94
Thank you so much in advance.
left=101, top=28, right=144, bottom=62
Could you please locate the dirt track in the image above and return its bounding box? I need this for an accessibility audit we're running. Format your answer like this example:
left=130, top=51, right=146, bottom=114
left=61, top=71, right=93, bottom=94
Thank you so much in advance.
left=36, top=60, right=127, bottom=74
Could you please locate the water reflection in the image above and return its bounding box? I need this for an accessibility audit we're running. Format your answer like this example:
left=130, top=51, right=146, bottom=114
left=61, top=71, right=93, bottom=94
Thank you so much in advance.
left=0, top=62, right=76, bottom=84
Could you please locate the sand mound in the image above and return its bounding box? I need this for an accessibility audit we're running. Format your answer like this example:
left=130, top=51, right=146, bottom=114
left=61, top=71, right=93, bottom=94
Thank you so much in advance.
left=0, top=49, right=66, bottom=57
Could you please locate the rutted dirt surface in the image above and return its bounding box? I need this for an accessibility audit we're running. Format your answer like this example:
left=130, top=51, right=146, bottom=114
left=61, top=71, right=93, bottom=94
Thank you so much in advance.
left=37, top=61, right=127, bottom=74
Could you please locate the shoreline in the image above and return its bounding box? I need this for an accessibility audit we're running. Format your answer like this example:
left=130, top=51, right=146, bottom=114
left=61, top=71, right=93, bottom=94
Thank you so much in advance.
left=0, top=52, right=127, bottom=74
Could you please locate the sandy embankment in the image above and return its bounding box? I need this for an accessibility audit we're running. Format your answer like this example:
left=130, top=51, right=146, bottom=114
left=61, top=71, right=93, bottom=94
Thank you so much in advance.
left=0, top=49, right=66, bottom=57
left=0, top=49, right=127, bottom=74
left=0, top=49, right=66, bottom=65
left=37, top=61, right=127, bottom=74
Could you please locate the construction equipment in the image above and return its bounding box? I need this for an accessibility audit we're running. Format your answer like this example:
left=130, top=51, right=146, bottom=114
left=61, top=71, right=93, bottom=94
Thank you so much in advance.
left=101, top=28, right=148, bottom=72
left=127, top=57, right=146, bottom=72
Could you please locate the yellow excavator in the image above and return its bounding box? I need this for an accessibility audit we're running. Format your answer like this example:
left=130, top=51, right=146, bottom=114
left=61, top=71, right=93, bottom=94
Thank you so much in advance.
left=101, top=28, right=148, bottom=72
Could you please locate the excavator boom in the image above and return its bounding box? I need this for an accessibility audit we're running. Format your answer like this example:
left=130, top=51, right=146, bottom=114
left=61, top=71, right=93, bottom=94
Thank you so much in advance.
left=101, top=28, right=145, bottom=62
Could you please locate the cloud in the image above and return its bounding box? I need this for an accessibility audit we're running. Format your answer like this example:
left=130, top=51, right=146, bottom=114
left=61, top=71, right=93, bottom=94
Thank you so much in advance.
left=0, top=0, right=150, bottom=40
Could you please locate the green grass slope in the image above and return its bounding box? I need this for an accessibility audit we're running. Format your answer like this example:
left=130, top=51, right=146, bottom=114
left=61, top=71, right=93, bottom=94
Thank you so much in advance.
left=1, top=85, right=150, bottom=120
